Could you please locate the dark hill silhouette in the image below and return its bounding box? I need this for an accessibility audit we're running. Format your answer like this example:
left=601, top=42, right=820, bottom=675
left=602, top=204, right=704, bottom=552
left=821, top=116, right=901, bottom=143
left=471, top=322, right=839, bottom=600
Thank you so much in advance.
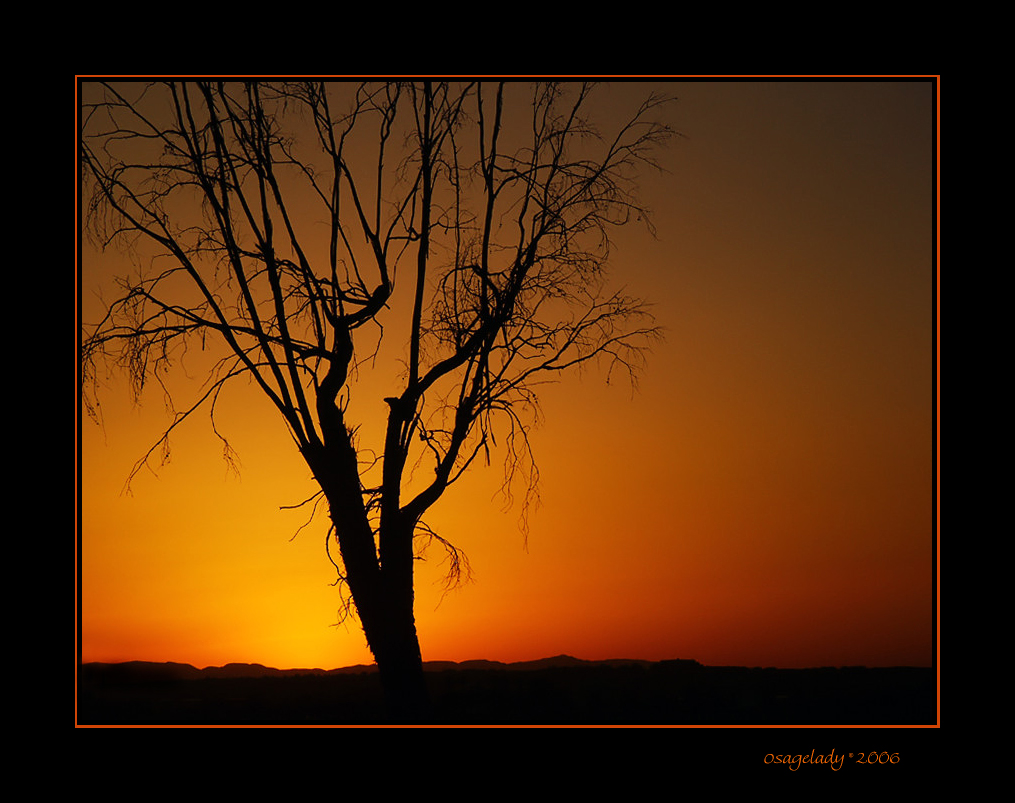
left=81, top=654, right=671, bottom=680
left=77, top=656, right=934, bottom=726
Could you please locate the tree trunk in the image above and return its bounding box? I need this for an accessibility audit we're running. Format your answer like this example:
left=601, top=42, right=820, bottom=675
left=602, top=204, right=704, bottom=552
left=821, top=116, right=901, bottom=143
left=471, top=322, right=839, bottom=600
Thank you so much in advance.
left=327, top=509, right=432, bottom=721
left=369, top=608, right=431, bottom=721
left=364, top=517, right=432, bottom=721
left=331, top=542, right=431, bottom=719
left=306, top=386, right=432, bottom=721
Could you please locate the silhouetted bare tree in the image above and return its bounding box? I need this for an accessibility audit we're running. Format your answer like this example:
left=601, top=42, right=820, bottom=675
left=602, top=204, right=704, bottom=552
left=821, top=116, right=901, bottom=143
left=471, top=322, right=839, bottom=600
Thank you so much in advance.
left=80, top=79, right=673, bottom=719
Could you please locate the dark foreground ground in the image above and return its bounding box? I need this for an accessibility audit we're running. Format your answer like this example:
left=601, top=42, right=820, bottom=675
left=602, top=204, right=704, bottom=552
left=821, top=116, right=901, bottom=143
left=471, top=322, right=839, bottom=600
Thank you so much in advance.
left=77, top=657, right=935, bottom=726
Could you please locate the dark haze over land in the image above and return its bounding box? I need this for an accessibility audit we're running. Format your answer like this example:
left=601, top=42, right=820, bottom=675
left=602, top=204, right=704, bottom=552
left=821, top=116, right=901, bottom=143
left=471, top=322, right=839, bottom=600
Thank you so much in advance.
left=77, top=655, right=935, bottom=726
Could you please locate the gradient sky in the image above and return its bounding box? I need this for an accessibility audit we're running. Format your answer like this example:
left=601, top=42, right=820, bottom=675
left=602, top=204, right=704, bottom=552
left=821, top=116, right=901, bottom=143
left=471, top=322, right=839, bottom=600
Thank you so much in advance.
left=78, top=79, right=936, bottom=671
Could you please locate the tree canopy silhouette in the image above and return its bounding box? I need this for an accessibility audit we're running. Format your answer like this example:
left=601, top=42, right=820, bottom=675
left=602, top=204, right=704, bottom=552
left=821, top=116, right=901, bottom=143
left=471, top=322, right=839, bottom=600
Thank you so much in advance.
left=79, top=79, right=674, bottom=719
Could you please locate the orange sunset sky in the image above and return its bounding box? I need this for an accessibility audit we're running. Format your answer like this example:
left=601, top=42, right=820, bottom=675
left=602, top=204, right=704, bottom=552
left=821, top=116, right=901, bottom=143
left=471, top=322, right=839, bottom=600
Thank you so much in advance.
left=77, top=79, right=937, bottom=672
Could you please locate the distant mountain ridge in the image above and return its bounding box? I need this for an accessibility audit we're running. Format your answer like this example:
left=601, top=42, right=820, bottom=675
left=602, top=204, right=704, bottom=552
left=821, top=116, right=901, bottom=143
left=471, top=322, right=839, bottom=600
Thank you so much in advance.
left=79, top=655, right=704, bottom=681
left=78, top=657, right=935, bottom=724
